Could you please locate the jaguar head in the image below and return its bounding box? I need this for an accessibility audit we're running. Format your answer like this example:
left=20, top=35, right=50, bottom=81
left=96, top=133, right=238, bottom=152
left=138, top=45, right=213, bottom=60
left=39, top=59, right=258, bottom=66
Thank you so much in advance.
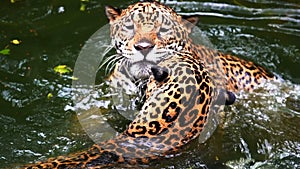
left=105, top=2, right=198, bottom=80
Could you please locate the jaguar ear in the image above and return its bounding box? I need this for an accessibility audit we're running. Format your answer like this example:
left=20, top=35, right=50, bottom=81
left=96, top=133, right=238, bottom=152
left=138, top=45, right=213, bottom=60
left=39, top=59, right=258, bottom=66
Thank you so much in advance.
left=105, top=6, right=122, bottom=23
left=181, top=16, right=199, bottom=32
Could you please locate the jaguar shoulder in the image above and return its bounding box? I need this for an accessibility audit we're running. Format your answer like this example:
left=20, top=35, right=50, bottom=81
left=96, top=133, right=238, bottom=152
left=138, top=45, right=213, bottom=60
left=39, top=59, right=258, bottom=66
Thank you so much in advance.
left=22, top=51, right=225, bottom=168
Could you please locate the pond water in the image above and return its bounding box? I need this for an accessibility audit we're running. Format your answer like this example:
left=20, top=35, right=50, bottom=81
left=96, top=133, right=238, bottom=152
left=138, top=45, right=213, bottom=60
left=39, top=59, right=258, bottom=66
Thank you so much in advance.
left=0, top=0, right=299, bottom=168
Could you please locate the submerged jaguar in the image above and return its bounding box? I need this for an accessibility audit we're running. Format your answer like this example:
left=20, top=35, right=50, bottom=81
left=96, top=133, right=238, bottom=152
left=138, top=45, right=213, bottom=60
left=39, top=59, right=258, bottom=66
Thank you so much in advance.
left=22, top=1, right=275, bottom=168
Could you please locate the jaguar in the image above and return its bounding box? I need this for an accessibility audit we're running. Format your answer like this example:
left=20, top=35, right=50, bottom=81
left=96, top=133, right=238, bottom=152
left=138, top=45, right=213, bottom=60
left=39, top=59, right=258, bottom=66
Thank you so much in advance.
left=105, top=1, right=274, bottom=94
left=22, top=1, right=275, bottom=168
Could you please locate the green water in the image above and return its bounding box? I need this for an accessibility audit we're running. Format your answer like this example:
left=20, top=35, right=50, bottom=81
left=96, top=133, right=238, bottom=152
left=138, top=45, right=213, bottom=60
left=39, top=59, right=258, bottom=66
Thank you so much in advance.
left=0, top=0, right=299, bottom=168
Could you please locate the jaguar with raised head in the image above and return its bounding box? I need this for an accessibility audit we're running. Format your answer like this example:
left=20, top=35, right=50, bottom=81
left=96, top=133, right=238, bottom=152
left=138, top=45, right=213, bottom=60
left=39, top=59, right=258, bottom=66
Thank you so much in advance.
left=22, top=1, right=274, bottom=168
left=105, top=1, right=274, bottom=94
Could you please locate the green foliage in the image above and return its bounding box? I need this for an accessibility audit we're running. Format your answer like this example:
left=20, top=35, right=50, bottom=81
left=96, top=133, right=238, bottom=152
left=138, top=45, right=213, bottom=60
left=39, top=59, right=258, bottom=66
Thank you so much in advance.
left=0, top=49, right=10, bottom=55
left=53, top=65, right=73, bottom=74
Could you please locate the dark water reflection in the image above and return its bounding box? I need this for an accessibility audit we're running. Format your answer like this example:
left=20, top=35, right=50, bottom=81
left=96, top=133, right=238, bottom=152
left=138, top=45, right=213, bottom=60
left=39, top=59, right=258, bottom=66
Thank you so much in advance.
left=0, top=0, right=299, bottom=168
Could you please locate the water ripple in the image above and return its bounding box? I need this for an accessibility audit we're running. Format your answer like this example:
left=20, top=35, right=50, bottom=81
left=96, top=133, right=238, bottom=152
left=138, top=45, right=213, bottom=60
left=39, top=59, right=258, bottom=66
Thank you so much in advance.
left=164, top=1, right=300, bottom=36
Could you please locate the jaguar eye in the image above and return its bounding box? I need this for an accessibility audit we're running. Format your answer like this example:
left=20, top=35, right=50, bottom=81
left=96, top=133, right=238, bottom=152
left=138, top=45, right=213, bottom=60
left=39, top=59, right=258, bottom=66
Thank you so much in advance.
left=125, top=25, right=134, bottom=30
left=159, top=27, right=168, bottom=33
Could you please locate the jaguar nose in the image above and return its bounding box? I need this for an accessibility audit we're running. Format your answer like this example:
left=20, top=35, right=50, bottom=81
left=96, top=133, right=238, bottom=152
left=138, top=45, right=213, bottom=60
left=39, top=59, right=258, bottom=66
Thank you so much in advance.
left=134, top=41, right=155, bottom=56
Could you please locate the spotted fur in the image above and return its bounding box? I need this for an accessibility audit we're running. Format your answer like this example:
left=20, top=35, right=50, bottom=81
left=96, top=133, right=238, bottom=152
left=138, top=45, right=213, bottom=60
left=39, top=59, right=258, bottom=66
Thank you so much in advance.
left=23, top=51, right=219, bottom=168
left=22, top=1, right=274, bottom=168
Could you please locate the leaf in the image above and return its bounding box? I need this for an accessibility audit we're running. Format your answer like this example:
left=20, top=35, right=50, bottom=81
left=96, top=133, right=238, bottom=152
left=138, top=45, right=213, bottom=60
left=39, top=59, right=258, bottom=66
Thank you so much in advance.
left=11, top=39, right=21, bottom=45
left=53, top=65, right=73, bottom=74
left=0, top=49, right=10, bottom=55
left=80, top=0, right=89, bottom=11
left=80, top=4, right=86, bottom=11
left=47, top=93, right=53, bottom=99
